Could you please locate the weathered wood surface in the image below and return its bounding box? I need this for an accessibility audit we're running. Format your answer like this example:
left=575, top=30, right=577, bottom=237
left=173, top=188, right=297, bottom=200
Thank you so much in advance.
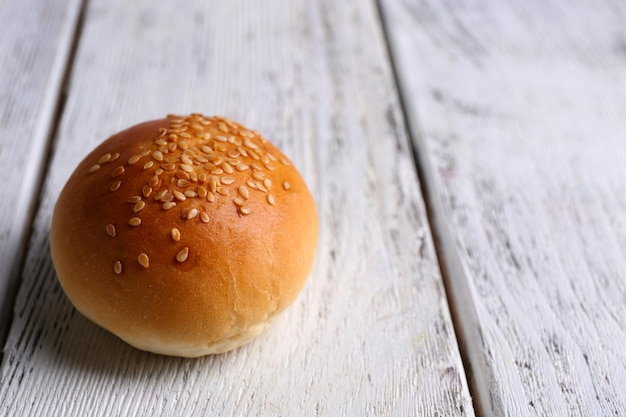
left=0, top=0, right=472, bottom=416
left=381, top=0, right=626, bottom=416
left=0, top=0, right=82, bottom=344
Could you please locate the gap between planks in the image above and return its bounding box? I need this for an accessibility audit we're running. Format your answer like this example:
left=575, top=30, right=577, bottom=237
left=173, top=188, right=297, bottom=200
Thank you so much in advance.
left=375, top=1, right=484, bottom=416
left=0, top=0, right=89, bottom=361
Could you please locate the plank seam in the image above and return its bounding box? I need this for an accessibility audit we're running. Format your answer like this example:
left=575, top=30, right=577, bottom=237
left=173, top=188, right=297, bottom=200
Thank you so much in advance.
left=373, top=1, right=484, bottom=416
left=0, top=0, right=89, bottom=361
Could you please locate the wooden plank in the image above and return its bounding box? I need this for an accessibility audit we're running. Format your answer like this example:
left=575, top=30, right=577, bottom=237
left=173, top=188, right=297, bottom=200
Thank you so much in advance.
left=0, top=0, right=83, bottom=344
left=0, top=0, right=474, bottom=416
left=380, top=0, right=626, bottom=415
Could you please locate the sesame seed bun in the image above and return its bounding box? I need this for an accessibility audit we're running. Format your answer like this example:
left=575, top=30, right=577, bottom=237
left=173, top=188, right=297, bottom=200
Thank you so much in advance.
left=50, top=114, right=318, bottom=357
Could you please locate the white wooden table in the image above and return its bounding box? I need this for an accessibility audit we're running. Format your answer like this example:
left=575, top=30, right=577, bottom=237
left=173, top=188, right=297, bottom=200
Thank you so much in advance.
left=0, top=0, right=624, bottom=416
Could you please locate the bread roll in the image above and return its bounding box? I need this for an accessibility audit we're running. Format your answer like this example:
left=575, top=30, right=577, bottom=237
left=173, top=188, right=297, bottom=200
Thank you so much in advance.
left=50, top=114, right=318, bottom=357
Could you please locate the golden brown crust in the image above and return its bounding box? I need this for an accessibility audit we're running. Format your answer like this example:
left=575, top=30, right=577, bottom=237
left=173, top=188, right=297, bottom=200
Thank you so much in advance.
left=50, top=114, right=318, bottom=357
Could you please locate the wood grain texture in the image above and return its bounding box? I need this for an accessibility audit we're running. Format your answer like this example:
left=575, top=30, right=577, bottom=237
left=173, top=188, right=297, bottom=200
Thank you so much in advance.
left=380, top=0, right=626, bottom=416
left=0, top=0, right=82, bottom=344
left=0, top=0, right=473, bottom=415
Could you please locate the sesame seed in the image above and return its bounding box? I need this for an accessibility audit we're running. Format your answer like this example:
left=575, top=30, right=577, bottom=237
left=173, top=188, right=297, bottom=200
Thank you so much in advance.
left=209, top=176, right=218, bottom=193
left=171, top=227, right=181, bottom=241
left=207, top=155, right=223, bottom=165
left=110, top=180, right=122, bottom=192
left=228, top=158, right=241, bottom=166
left=233, top=197, right=245, bottom=206
left=162, top=192, right=174, bottom=202
left=128, top=154, right=142, bottom=165
left=227, top=149, right=240, bottom=158
left=179, top=140, right=189, bottom=150
left=198, top=172, right=208, bottom=183
left=143, top=161, right=154, bottom=170
left=201, top=145, right=213, bottom=154
left=165, top=155, right=179, bottom=163
left=187, top=208, right=199, bottom=219
left=283, top=181, right=291, bottom=190
left=162, top=163, right=176, bottom=171
left=159, top=145, right=169, bottom=154
left=240, top=206, right=251, bottom=215
left=149, top=175, right=159, bottom=187
left=267, top=194, right=275, bottom=205
left=195, top=156, right=209, bottom=163
left=180, top=164, right=193, bottom=173
left=176, top=247, right=189, bottom=263
left=207, top=192, right=215, bottom=202
left=114, top=261, right=122, bottom=274
left=181, top=154, right=193, bottom=165
left=260, top=155, right=270, bottom=165
left=111, top=166, right=125, bottom=177
left=211, top=168, right=224, bottom=175
left=141, top=185, right=152, bottom=198
left=251, top=163, right=264, bottom=172
left=168, top=142, right=177, bottom=152
left=153, top=189, right=167, bottom=200
left=238, top=185, right=249, bottom=199
left=265, top=163, right=275, bottom=171
left=263, top=178, right=272, bottom=189
left=220, top=175, right=235, bottom=185
left=215, top=135, right=228, bottom=142
left=184, top=190, right=197, bottom=198
left=217, top=186, right=230, bottom=196
left=247, top=180, right=258, bottom=189
left=128, top=217, right=142, bottom=226
left=280, top=157, right=291, bottom=166
left=169, top=133, right=178, bottom=141
left=162, top=202, right=176, bottom=210
left=98, top=153, right=112, bottom=164
left=88, top=164, right=101, bottom=173
left=110, top=153, right=120, bottom=162
left=197, top=186, right=208, bottom=198
left=106, top=224, right=116, bottom=237
left=127, top=195, right=142, bottom=203
left=200, top=212, right=210, bottom=223
left=244, top=139, right=258, bottom=149
left=133, top=201, right=146, bottom=212
left=155, top=168, right=164, bottom=175
left=257, top=182, right=268, bottom=193
left=138, top=253, right=149, bottom=268
left=218, top=122, right=228, bottom=132
left=179, top=132, right=191, bottom=139
left=236, top=164, right=249, bottom=172
left=267, top=153, right=277, bottom=161
left=173, top=190, right=186, bottom=201
left=177, top=179, right=190, bottom=188
left=190, top=122, right=204, bottom=131
left=152, top=150, right=164, bottom=161
left=222, top=162, right=234, bottom=174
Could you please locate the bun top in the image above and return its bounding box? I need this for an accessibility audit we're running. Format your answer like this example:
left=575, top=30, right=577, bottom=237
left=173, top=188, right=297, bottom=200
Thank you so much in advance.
left=50, top=114, right=318, bottom=357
